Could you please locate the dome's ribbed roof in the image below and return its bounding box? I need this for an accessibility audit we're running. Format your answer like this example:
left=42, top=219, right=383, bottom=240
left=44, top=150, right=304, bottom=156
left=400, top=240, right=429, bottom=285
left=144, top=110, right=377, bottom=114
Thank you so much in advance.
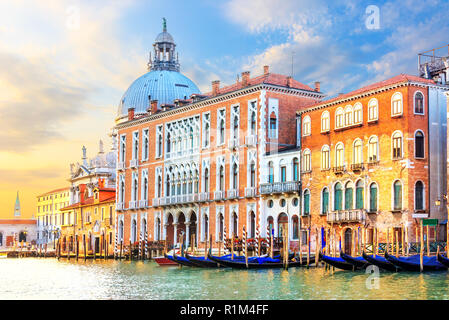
left=155, top=31, right=174, bottom=43
left=117, top=70, right=200, bottom=118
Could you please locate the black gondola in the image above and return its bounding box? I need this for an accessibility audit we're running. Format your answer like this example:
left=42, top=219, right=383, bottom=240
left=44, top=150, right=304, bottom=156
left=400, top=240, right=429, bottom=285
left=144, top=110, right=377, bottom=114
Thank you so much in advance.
left=340, top=252, right=370, bottom=269
left=185, top=253, right=222, bottom=268
left=164, top=253, right=198, bottom=267
left=437, top=253, right=449, bottom=267
left=385, top=251, right=447, bottom=272
left=362, top=251, right=400, bottom=272
left=207, top=253, right=312, bottom=269
left=319, top=252, right=360, bottom=271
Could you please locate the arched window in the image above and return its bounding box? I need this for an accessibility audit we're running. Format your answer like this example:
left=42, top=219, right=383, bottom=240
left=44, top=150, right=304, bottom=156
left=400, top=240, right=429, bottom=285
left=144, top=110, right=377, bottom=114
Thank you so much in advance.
left=203, top=214, right=209, bottom=241
left=344, top=105, right=353, bottom=126
left=345, top=182, right=353, bottom=210
left=292, top=216, right=299, bottom=239
left=335, top=108, right=344, bottom=128
left=280, top=160, right=287, bottom=182
left=334, top=183, right=343, bottom=211
left=268, top=161, right=274, bottom=183
left=392, top=131, right=403, bottom=159
left=321, top=145, right=330, bottom=170
left=415, top=181, right=424, bottom=210
left=391, top=92, right=403, bottom=116
left=303, top=190, right=310, bottom=215
left=158, top=133, right=163, bottom=157
left=166, top=132, right=171, bottom=153
left=353, top=103, right=363, bottom=124
left=219, top=119, right=225, bottom=145
left=321, top=111, right=330, bottom=132
left=250, top=162, right=256, bottom=187
left=131, top=219, right=137, bottom=243
left=415, top=130, right=424, bottom=158
left=233, top=116, right=239, bottom=138
left=292, top=158, right=299, bottom=181
left=204, top=168, right=209, bottom=192
left=322, top=188, right=329, bottom=214
left=368, top=98, right=378, bottom=121
left=232, top=163, right=238, bottom=189
left=393, top=180, right=402, bottom=210
left=166, top=175, right=170, bottom=196
left=369, top=183, right=378, bottom=212
left=232, top=212, right=238, bottom=237
left=250, top=211, right=256, bottom=238
left=218, top=213, right=224, bottom=241
left=355, top=180, right=364, bottom=209
left=414, top=91, right=424, bottom=114
left=303, top=149, right=311, bottom=172
left=269, top=112, right=277, bottom=130
left=219, top=166, right=225, bottom=191
left=335, top=143, right=345, bottom=167
left=368, top=136, right=379, bottom=162
left=353, top=139, right=363, bottom=164
left=303, top=115, right=311, bottom=136
left=250, top=112, right=257, bottom=135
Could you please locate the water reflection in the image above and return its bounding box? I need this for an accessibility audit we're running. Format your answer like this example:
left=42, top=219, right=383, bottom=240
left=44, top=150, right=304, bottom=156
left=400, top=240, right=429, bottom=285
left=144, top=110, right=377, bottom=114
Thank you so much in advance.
left=0, top=258, right=448, bottom=299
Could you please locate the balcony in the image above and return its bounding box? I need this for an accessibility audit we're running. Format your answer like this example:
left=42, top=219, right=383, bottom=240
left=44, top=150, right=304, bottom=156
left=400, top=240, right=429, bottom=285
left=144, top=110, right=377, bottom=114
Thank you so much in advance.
left=327, top=210, right=366, bottom=223
left=199, top=192, right=209, bottom=202
left=117, top=162, right=126, bottom=171
left=152, top=198, right=161, bottom=207
left=129, top=159, right=139, bottom=169
left=228, top=137, right=239, bottom=150
left=351, top=163, right=364, bottom=171
left=214, top=191, right=225, bottom=201
left=245, top=135, right=257, bottom=147
left=260, top=181, right=301, bottom=195
left=367, top=156, right=379, bottom=165
left=332, top=165, right=346, bottom=174
left=128, top=200, right=137, bottom=210
left=138, top=200, right=148, bottom=208
left=244, top=187, right=257, bottom=198
left=116, top=202, right=125, bottom=211
left=227, top=189, right=239, bottom=199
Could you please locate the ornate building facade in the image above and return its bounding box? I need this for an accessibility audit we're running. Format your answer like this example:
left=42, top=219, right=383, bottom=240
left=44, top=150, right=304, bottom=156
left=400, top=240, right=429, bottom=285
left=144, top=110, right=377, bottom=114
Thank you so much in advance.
left=114, top=21, right=324, bottom=251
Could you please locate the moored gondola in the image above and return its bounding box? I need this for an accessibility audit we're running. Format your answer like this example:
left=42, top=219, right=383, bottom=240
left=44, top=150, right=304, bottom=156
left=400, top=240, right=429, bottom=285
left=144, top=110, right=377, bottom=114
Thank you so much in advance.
left=164, top=253, right=197, bottom=267
left=319, top=252, right=360, bottom=271
left=437, top=252, right=449, bottom=267
left=207, top=252, right=309, bottom=269
left=362, top=251, right=400, bottom=272
left=340, top=252, right=369, bottom=269
left=385, top=251, right=447, bottom=272
left=185, top=253, right=222, bottom=268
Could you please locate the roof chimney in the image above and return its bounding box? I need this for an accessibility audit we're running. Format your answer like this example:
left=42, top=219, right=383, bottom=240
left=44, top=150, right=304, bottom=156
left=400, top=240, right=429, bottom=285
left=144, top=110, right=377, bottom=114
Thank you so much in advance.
left=150, top=100, right=158, bottom=114
left=242, top=71, right=250, bottom=86
left=314, top=81, right=320, bottom=92
left=286, top=76, right=292, bottom=87
left=212, top=80, right=220, bottom=96
left=263, top=65, right=269, bottom=75
left=127, top=107, right=135, bottom=121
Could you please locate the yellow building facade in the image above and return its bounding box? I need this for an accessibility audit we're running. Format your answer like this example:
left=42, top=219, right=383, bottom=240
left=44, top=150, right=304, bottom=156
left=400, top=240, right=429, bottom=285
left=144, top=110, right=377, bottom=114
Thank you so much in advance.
left=36, top=187, right=70, bottom=249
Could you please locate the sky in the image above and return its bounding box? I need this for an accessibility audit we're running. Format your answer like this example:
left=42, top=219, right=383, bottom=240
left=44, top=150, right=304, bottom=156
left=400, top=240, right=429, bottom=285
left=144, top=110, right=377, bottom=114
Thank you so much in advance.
left=0, top=0, right=448, bottom=218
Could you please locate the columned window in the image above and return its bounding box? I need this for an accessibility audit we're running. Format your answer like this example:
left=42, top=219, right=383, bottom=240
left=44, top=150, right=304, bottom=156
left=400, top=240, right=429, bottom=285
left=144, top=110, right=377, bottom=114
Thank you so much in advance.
left=355, top=180, right=364, bottom=209
left=344, top=182, right=353, bottom=210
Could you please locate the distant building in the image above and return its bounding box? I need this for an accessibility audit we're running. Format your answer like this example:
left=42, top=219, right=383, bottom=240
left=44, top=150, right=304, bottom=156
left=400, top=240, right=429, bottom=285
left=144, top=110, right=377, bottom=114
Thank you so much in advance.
left=0, top=219, right=37, bottom=249
left=14, top=191, right=20, bottom=217
left=36, top=187, right=70, bottom=249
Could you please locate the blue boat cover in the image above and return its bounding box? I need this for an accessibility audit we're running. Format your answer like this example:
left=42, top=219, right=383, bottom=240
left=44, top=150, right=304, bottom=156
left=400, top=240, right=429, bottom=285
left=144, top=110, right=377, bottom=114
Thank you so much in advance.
left=323, top=255, right=365, bottom=263
left=389, top=254, right=444, bottom=267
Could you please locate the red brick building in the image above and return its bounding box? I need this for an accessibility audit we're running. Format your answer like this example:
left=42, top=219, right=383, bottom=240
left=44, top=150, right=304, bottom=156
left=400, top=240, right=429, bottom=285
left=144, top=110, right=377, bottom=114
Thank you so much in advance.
left=297, top=74, right=448, bottom=253
left=113, top=23, right=323, bottom=251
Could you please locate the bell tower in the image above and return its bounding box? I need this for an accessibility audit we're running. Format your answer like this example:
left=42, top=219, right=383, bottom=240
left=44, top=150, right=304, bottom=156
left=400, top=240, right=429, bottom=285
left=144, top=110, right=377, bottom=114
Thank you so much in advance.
left=14, top=191, right=21, bottom=217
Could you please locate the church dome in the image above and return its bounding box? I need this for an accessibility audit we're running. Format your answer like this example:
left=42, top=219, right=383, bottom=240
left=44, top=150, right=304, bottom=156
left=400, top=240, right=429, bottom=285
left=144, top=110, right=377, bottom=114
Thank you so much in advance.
left=116, top=18, right=200, bottom=120
left=117, top=70, right=200, bottom=118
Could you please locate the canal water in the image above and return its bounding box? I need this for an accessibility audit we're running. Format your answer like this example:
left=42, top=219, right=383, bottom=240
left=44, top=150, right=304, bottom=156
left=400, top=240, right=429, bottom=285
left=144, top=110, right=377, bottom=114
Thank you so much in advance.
left=1, top=258, right=449, bottom=299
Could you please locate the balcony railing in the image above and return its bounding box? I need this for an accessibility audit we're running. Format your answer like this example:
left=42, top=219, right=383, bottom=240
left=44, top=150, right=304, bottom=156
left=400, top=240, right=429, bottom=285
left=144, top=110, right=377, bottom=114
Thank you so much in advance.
left=327, top=210, right=366, bottom=223
left=214, top=191, right=225, bottom=201
left=227, top=189, right=239, bottom=199
left=152, top=198, right=161, bottom=207
left=129, top=159, right=139, bottom=168
left=351, top=163, right=364, bottom=171
left=199, top=192, right=209, bottom=202
left=228, top=137, right=239, bottom=150
left=128, top=200, right=137, bottom=209
left=117, top=162, right=126, bottom=171
left=260, top=181, right=301, bottom=195
left=116, top=202, right=125, bottom=211
left=244, top=187, right=257, bottom=198
left=332, top=165, right=346, bottom=174
left=245, top=135, right=257, bottom=147
left=138, top=199, right=148, bottom=208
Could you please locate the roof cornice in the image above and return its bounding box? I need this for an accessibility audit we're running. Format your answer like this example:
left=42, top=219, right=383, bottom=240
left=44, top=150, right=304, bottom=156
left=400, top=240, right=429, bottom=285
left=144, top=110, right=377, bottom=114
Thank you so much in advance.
left=115, top=83, right=325, bottom=129
left=297, top=81, right=448, bottom=115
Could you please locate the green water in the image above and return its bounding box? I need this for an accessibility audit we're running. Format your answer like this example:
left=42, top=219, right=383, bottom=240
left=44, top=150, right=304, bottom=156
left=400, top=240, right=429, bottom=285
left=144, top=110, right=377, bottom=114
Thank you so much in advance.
left=1, top=258, right=449, bottom=299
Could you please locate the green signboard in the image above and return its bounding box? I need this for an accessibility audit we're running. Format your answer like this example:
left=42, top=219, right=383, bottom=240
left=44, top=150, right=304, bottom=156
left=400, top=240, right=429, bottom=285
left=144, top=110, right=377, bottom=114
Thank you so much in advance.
left=422, top=218, right=438, bottom=226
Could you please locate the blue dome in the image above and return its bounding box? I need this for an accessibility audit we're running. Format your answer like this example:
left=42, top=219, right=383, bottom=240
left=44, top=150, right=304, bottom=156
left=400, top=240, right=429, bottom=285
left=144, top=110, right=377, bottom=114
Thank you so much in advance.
left=117, top=70, right=200, bottom=118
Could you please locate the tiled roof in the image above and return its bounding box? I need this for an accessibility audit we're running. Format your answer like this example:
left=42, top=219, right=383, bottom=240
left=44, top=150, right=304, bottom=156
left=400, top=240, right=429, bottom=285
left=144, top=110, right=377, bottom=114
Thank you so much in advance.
left=300, top=74, right=436, bottom=112
left=37, top=187, right=70, bottom=197
left=0, top=219, right=36, bottom=225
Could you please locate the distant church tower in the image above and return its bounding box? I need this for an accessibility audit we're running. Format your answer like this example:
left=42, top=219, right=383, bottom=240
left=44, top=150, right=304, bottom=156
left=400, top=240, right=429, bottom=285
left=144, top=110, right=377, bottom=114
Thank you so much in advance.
left=14, top=191, right=21, bottom=217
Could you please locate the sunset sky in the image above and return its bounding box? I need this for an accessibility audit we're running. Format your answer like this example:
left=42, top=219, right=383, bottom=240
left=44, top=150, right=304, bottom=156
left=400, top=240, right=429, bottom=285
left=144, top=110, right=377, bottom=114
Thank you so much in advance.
left=0, top=0, right=448, bottom=218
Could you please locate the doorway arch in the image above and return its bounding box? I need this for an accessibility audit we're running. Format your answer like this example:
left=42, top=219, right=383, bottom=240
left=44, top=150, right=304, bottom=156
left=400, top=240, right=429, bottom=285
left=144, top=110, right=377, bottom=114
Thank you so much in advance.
left=166, top=213, right=174, bottom=246
left=344, top=228, right=352, bottom=254
left=278, top=213, right=288, bottom=238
